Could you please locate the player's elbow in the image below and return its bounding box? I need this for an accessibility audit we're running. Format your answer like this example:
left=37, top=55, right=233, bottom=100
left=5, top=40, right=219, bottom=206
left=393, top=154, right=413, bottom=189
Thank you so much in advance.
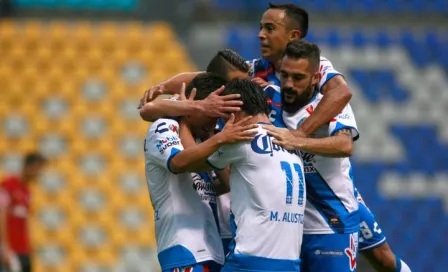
left=168, top=157, right=188, bottom=174
left=139, top=103, right=159, bottom=122
left=339, top=140, right=353, bottom=157
left=338, top=84, right=352, bottom=104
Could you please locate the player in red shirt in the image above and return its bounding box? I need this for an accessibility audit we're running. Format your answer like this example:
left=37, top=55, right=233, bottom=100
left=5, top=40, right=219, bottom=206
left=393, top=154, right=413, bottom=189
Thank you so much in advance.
left=0, top=153, right=46, bottom=272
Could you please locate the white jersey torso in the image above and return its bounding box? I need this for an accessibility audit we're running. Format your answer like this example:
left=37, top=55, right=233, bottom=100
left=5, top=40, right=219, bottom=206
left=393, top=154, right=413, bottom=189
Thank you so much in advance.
left=283, top=93, right=360, bottom=234
left=208, top=124, right=305, bottom=270
left=144, top=118, right=224, bottom=269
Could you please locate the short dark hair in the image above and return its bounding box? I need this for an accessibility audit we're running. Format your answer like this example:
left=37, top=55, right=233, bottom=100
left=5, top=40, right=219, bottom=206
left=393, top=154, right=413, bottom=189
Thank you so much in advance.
left=222, top=79, right=269, bottom=116
left=185, top=72, right=227, bottom=100
left=206, top=49, right=249, bottom=80
left=283, top=40, right=320, bottom=72
left=268, top=2, right=309, bottom=38
left=24, top=152, right=46, bottom=166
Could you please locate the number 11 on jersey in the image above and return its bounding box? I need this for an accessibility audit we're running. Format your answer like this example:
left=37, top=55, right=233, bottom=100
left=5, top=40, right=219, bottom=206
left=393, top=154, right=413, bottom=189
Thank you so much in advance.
left=280, top=161, right=305, bottom=206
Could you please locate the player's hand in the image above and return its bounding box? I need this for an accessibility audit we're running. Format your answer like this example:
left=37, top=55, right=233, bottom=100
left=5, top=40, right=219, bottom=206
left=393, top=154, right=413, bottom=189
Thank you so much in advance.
left=179, top=82, right=197, bottom=101
left=137, top=84, right=165, bottom=109
left=251, top=77, right=270, bottom=88
left=263, top=125, right=301, bottom=150
left=216, top=114, right=258, bottom=144
left=197, top=86, right=243, bottom=118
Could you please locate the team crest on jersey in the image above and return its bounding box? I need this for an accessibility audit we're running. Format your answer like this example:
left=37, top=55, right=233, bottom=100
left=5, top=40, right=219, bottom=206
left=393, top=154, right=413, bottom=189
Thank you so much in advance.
left=169, top=124, right=178, bottom=134
left=344, top=233, right=358, bottom=271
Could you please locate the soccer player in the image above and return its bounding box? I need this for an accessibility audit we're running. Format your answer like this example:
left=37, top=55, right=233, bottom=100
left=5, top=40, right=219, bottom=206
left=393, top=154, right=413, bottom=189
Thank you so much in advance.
left=141, top=3, right=351, bottom=141
left=260, top=35, right=412, bottom=271
left=263, top=40, right=359, bottom=272
left=142, top=73, right=257, bottom=272
left=0, top=153, right=47, bottom=272
left=191, top=78, right=306, bottom=271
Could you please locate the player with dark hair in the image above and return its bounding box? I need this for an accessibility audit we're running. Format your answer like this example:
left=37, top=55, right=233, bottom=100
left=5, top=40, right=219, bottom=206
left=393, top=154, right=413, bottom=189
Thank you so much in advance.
left=139, top=72, right=242, bottom=122
left=140, top=2, right=351, bottom=143
left=264, top=40, right=412, bottom=272
left=200, top=79, right=305, bottom=271
left=206, top=49, right=249, bottom=80
left=0, top=152, right=47, bottom=272
left=143, top=73, right=257, bottom=272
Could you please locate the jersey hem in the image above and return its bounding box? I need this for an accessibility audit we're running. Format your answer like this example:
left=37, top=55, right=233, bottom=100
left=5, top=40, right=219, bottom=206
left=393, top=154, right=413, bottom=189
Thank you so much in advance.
left=161, top=255, right=224, bottom=270
left=359, top=237, right=387, bottom=251
left=303, top=225, right=360, bottom=234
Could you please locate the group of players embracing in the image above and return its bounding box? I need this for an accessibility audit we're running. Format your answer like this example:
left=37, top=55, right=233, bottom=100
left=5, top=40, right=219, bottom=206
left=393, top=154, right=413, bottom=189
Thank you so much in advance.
left=138, top=3, right=412, bottom=272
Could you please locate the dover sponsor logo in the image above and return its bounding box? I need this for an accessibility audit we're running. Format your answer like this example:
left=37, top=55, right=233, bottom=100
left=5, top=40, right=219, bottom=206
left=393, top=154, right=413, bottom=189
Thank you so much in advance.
left=156, top=136, right=180, bottom=154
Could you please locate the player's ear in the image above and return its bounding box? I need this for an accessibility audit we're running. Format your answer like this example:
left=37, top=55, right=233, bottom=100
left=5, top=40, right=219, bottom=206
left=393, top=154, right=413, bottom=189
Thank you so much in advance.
left=311, top=72, right=321, bottom=86
left=289, top=29, right=301, bottom=41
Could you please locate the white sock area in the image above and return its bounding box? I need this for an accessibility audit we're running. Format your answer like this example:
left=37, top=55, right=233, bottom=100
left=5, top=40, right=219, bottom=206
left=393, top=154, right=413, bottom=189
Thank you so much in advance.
left=400, top=260, right=412, bottom=272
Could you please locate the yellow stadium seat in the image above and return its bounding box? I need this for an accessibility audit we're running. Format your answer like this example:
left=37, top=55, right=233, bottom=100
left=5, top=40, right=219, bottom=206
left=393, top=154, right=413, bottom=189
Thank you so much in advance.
left=0, top=20, right=199, bottom=267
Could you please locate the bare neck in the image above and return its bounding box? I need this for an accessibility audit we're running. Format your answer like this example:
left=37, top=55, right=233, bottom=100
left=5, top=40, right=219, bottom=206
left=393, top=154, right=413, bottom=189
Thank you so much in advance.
left=243, top=114, right=271, bottom=125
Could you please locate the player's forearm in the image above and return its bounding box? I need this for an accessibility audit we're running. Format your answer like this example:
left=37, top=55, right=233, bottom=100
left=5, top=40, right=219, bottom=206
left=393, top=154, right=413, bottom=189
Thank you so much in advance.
left=213, top=167, right=230, bottom=196
left=295, top=135, right=353, bottom=157
left=140, top=100, right=203, bottom=122
left=170, top=134, right=224, bottom=173
left=163, top=72, right=204, bottom=95
left=299, top=78, right=352, bottom=136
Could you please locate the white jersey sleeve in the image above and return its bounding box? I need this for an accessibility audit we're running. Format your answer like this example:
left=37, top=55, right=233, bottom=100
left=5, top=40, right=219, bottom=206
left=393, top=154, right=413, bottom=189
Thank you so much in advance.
left=319, top=56, right=342, bottom=90
left=146, top=118, right=183, bottom=173
left=329, top=103, right=360, bottom=140
left=207, top=143, right=247, bottom=170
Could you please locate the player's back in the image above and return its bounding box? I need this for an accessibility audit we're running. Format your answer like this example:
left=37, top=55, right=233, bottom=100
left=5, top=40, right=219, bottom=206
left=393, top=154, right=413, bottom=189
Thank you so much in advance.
left=144, top=118, right=224, bottom=270
left=208, top=125, right=305, bottom=271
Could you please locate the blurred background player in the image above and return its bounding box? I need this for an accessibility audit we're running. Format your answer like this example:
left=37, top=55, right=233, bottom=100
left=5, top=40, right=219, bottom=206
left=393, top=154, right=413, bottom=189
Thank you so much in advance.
left=0, top=153, right=47, bottom=272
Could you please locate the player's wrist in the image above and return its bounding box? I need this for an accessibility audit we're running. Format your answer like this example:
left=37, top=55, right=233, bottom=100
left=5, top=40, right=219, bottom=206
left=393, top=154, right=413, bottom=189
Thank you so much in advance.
left=191, top=100, right=206, bottom=115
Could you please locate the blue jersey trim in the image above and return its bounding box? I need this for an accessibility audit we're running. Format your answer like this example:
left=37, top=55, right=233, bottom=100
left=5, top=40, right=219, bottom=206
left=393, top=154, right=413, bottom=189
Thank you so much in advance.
left=330, top=122, right=360, bottom=141
left=158, top=245, right=197, bottom=270
left=318, top=72, right=343, bottom=92
left=223, top=253, right=301, bottom=272
left=305, top=171, right=360, bottom=233
left=166, top=147, right=182, bottom=174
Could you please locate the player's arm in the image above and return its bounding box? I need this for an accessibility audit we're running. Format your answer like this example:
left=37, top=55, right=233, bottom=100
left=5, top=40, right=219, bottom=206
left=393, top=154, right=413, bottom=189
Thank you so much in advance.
left=265, top=126, right=353, bottom=157
left=265, top=102, right=359, bottom=157
left=297, top=59, right=352, bottom=136
left=170, top=115, right=257, bottom=173
left=140, top=99, right=204, bottom=122
left=140, top=85, right=242, bottom=122
left=212, top=168, right=230, bottom=196
left=294, top=129, right=353, bottom=157
left=139, top=72, right=203, bottom=106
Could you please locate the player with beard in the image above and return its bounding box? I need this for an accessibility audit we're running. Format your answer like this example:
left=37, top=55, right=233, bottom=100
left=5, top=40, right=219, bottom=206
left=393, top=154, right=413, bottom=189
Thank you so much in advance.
left=263, top=39, right=359, bottom=272
left=263, top=40, right=411, bottom=272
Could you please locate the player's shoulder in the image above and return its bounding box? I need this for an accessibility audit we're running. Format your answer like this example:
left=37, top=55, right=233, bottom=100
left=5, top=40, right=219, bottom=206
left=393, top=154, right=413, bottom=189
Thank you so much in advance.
left=320, top=55, right=332, bottom=64
left=149, top=118, right=180, bottom=135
